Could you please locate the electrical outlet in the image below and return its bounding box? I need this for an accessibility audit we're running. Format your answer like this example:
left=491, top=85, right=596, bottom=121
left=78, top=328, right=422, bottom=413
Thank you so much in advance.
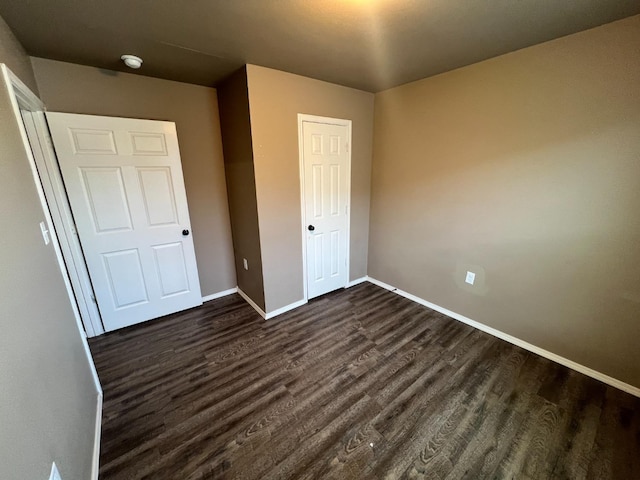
left=49, top=462, right=62, bottom=480
left=465, top=271, right=476, bottom=285
left=243, top=258, right=249, bottom=270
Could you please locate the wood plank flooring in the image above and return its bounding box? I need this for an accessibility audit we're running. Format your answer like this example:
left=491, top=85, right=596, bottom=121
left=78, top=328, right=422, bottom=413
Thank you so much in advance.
left=89, top=283, right=640, bottom=480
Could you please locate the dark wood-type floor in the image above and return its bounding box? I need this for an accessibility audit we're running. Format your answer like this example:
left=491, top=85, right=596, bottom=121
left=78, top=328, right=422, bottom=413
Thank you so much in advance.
left=89, top=283, right=640, bottom=480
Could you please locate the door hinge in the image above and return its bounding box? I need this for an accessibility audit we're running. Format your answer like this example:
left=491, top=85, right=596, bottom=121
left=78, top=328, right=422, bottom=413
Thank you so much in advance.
left=70, top=223, right=78, bottom=235
left=346, top=142, right=349, bottom=153
left=90, top=295, right=97, bottom=303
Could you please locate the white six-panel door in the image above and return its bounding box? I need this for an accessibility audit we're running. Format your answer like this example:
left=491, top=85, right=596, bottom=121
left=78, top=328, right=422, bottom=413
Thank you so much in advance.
left=47, top=112, right=202, bottom=332
left=302, top=120, right=350, bottom=299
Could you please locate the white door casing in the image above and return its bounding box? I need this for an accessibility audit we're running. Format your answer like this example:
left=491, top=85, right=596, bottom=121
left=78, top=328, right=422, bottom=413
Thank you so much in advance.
left=299, top=116, right=351, bottom=299
left=2, top=63, right=103, bottom=382
left=21, top=110, right=104, bottom=336
left=47, top=112, right=202, bottom=332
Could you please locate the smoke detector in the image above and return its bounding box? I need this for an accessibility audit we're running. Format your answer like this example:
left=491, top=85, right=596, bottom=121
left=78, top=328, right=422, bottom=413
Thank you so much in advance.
left=121, top=55, right=143, bottom=69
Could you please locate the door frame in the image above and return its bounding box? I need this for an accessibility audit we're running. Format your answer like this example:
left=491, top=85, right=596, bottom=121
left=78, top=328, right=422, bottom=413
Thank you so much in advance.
left=23, top=111, right=105, bottom=337
left=297, top=113, right=352, bottom=301
left=2, top=69, right=105, bottom=337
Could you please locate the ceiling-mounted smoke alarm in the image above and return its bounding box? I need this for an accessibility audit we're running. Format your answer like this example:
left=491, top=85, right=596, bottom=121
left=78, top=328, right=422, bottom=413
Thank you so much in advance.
left=121, top=54, right=143, bottom=69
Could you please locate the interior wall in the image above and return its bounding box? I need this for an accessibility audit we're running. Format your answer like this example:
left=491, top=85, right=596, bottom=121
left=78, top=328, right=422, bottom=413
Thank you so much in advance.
left=0, top=15, right=37, bottom=93
left=0, top=17, right=98, bottom=480
left=30, top=57, right=236, bottom=297
left=369, top=15, right=640, bottom=388
left=246, top=64, right=374, bottom=312
left=218, top=68, right=265, bottom=309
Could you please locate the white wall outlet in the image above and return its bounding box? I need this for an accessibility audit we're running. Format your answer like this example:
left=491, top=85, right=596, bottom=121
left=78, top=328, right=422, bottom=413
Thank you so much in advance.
left=39, top=221, right=50, bottom=245
left=243, top=258, right=249, bottom=270
left=49, top=462, right=62, bottom=480
left=465, top=271, right=476, bottom=285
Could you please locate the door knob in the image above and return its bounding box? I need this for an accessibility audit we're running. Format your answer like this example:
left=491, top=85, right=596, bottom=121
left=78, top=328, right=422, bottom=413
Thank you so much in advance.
left=308, top=225, right=315, bottom=231
left=182, top=229, right=190, bottom=236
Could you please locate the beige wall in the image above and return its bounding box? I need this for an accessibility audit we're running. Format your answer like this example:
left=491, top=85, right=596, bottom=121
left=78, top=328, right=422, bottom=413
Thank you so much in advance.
left=0, top=17, right=98, bottom=480
left=369, top=15, right=640, bottom=388
left=218, top=68, right=265, bottom=309
left=246, top=65, right=374, bottom=312
left=31, top=58, right=236, bottom=297
left=0, top=15, right=37, bottom=93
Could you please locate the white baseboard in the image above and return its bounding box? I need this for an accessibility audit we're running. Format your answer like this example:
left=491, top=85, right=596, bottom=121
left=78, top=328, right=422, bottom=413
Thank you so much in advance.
left=237, top=288, right=308, bottom=320
left=237, top=288, right=267, bottom=319
left=202, top=287, right=238, bottom=303
left=262, top=276, right=368, bottom=319
left=261, top=276, right=364, bottom=320
left=235, top=276, right=364, bottom=321
left=346, top=276, right=368, bottom=288
left=367, top=276, right=640, bottom=398
left=265, top=298, right=308, bottom=320
left=92, top=392, right=103, bottom=480
left=264, top=276, right=364, bottom=320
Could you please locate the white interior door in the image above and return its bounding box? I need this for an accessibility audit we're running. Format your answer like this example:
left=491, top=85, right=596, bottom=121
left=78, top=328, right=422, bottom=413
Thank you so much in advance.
left=47, top=112, right=202, bottom=332
left=301, top=119, right=350, bottom=299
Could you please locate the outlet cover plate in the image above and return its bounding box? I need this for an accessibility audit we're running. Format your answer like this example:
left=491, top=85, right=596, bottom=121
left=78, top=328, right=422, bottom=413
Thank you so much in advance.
left=465, top=271, right=476, bottom=285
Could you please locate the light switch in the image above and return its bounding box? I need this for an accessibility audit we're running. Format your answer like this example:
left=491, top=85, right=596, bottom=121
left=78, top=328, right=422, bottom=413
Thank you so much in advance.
left=39, top=221, right=50, bottom=245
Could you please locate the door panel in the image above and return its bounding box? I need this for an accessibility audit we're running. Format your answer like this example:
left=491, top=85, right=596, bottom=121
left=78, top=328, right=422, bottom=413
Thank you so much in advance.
left=81, top=167, right=133, bottom=232
left=70, top=128, right=117, bottom=154
left=47, top=112, right=202, bottom=332
left=152, top=242, right=190, bottom=297
left=137, top=167, right=179, bottom=226
left=130, top=132, right=167, bottom=155
left=302, top=121, right=350, bottom=299
left=330, top=230, right=340, bottom=276
left=102, top=249, right=148, bottom=308
left=330, top=165, right=340, bottom=215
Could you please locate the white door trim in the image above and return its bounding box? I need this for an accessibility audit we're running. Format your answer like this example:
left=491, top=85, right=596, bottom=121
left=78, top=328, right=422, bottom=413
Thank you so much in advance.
left=1, top=64, right=103, bottom=395
left=21, top=111, right=105, bottom=337
left=2, top=69, right=104, bottom=337
left=297, top=114, right=352, bottom=302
